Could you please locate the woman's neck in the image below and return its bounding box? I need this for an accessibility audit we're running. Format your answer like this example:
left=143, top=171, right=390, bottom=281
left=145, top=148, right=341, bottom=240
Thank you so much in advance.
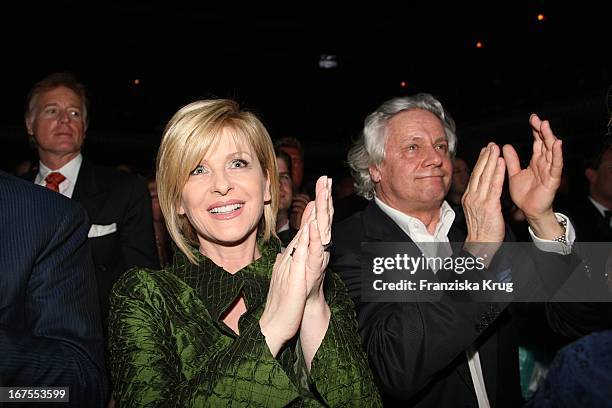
left=198, top=232, right=260, bottom=274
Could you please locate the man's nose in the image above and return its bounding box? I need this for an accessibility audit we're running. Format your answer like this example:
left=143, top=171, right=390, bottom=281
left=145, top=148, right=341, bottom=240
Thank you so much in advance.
left=423, top=146, right=443, bottom=166
left=57, top=109, right=71, bottom=124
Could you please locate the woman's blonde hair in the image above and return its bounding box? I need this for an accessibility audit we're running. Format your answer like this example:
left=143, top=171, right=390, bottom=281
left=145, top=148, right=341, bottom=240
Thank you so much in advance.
left=157, top=99, right=279, bottom=264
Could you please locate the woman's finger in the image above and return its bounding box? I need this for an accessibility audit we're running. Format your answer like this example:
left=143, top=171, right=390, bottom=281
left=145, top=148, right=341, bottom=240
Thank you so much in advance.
left=300, top=201, right=316, bottom=229
left=283, top=217, right=309, bottom=261
left=315, top=176, right=330, bottom=243
left=290, top=217, right=310, bottom=285
left=326, top=177, right=334, bottom=242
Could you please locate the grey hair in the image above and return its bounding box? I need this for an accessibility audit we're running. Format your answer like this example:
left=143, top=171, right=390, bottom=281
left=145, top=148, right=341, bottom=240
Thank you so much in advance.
left=25, top=72, right=89, bottom=128
left=347, top=93, right=457, bottom=200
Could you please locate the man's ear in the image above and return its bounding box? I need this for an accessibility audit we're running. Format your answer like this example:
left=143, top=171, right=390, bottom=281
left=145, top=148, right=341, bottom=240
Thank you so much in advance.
left=585, top=167, right=597, bottom=185
left=25, top=118, right=34, bottom=136
left=369, top=165, right=382, bottom=183
left=25, top=118, right=38, bottom=148
left=264, top=170, right=272, bottom=202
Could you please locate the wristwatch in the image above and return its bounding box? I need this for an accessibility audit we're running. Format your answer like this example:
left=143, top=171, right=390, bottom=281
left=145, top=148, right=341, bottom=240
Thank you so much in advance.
left=552, top=217, right=568, bottom=245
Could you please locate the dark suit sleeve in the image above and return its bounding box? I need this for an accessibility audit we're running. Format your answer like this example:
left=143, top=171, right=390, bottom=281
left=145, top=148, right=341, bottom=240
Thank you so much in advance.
left=0, top=201, right=108, bottom=407
left=331, top=237, right=503, bottom=400
left=119, top=175, right=159, bottom=270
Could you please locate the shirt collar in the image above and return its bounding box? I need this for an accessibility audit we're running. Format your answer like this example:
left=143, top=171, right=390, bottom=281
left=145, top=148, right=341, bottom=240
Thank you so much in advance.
left=37, top=154, right=83, bottom=187
left=374, top=196, right=456, bottom=242
left=277, top=219, right=290, bottom=233
left=588, top=196, right=610, bottom=217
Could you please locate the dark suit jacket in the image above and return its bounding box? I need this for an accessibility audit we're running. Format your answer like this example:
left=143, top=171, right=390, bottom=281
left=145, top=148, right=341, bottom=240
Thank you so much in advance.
left=27, top=159, right=159, bottom=330
left=277, top=226, right=298, bottom=247
left=331, top=201, right=576, bottom=408
left=0, top=170, right=108, bottom=407
left=566, top=196, right=612, bottom=242
left=542, top=196, right=612, bottom=344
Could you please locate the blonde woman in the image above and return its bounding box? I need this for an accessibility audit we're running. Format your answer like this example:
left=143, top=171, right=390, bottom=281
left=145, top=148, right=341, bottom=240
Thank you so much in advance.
left=108, top=99, right=381, bottom=407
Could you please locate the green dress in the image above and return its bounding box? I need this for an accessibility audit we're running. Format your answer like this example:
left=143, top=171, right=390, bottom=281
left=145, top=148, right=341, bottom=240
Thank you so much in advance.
left=108, top=238, right=381, bottom=407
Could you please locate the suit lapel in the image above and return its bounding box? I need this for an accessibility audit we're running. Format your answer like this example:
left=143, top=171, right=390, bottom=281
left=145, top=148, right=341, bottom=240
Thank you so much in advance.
left=72, top=159, right=105, bottom=216
left=72, top=159, right=93, bottom=201
left=24, top=166, right=38, bottom=183
left=361, top=202, right=413, bottom=243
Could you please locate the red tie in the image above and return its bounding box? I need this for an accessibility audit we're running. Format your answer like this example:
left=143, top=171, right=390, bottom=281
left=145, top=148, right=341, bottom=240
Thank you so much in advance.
left=45, top=172, right=66, bottom=193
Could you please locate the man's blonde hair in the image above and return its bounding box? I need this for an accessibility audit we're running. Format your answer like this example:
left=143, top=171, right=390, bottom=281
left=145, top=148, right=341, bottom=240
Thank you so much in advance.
left=157, top=99, right=279, bottom=264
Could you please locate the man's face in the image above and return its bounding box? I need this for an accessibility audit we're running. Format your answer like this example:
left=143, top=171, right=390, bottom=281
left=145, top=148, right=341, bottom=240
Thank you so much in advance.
left=277, top=157, right=293, bottom=211
left=26, top=86, right=86, bottom=159
left=369, top=109, right=452, bottom=215
left=451, top=157, right=470, bottom=196
left=279, top=146, right=303, bottom=190
left=588, top=148, right=612, bottom=206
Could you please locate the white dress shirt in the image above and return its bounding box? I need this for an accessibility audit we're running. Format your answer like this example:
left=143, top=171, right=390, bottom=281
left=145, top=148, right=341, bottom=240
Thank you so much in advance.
left=35, top=154, right=83, bottom=199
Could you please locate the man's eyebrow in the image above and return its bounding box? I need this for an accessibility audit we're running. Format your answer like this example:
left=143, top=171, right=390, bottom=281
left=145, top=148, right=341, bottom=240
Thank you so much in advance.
left=401, top=135, right=447, bottom=143
left=41, top=102, right=82, bottom=109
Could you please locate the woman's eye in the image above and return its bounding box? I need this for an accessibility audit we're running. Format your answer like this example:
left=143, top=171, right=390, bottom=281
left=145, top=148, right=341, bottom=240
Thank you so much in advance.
left=407, top=145, right=418, bottom=151
left=190, top=165, right=206, bottom=175
left=436, top=144, right=449, bottom=152
left=230, top=159, right=248, bottom=168
left=69, top=110, right=82, bottom=118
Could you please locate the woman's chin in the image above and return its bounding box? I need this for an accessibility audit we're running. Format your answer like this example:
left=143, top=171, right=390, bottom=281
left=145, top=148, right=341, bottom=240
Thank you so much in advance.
left=203, top=228, right=258, bottom=247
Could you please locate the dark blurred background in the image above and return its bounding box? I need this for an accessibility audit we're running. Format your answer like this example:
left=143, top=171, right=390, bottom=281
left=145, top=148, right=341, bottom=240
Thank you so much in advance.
left=2, top=1, right=611, bottom=186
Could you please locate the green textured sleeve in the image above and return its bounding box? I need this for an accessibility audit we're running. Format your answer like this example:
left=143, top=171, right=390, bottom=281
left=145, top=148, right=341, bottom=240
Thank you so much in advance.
left=108, top=269, right=301, bottom=407
left=307, top=271, right=383, bottom=407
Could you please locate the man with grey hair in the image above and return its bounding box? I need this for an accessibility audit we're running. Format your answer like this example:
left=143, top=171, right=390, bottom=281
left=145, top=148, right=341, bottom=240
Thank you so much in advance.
left=331, top=93, right=577, bottom=407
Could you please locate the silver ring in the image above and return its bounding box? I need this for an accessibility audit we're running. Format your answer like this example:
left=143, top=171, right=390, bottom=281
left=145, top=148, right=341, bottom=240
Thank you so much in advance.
left=322, top=241, right=333, bottom=251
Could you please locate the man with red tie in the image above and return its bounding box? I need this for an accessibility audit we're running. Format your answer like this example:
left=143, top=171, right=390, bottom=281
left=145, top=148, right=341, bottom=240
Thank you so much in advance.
left=23, top=72, right=159, bottom=332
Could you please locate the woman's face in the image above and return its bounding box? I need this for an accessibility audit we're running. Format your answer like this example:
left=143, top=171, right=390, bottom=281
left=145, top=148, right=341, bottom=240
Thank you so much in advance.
left=178, top=131, right=271, bottom=247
